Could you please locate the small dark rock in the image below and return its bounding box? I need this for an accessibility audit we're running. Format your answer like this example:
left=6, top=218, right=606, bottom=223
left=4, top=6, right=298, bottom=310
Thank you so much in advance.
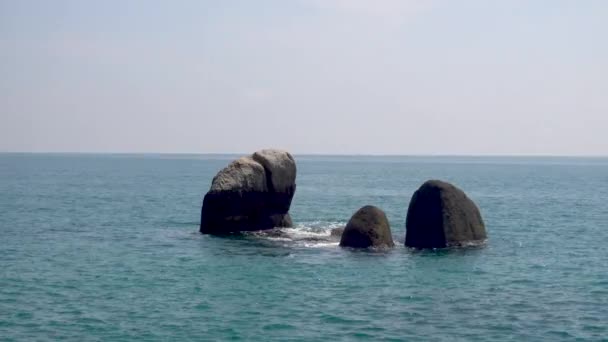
left=330, top=227, right=345, bottom=238
left=339, top=206, right=394, bottom=248
left=405, top=180, right=487, bottom=248
left=329, top=227, right=344, bottom=240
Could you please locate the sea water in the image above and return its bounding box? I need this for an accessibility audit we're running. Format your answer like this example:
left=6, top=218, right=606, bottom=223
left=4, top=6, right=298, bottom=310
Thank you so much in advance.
left=1, top=154, right=607, bottom=341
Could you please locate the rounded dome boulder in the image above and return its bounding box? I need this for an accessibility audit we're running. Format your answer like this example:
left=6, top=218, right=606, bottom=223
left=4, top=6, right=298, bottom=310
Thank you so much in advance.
left=405, top=180, right=486, bottom=248
left=340, top=205, right=394, bottom=248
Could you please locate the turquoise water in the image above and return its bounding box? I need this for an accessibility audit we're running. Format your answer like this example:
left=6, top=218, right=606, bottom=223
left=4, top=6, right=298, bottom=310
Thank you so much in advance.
left=1, top=154, right=607, bottom=341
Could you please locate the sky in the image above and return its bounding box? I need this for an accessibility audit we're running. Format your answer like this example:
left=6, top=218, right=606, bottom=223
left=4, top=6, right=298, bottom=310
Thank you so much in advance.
left=1, top=0, right=607, bottom=155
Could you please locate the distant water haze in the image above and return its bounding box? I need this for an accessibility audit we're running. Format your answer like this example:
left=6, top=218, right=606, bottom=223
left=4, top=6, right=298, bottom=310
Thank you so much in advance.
left=1, top=0, right=607, bottom=155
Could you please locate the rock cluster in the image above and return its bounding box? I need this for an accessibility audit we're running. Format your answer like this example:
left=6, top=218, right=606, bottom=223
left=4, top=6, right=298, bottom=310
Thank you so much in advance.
left=199, top=150, right=487, bottom=249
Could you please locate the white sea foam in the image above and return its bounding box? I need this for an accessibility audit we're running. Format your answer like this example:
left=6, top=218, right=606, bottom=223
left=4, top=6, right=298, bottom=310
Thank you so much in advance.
left=248, top=221, right=345, bottom=248
left=263, top=236, right=292, bottom=242
left=301, top=241, right=340, bottom=248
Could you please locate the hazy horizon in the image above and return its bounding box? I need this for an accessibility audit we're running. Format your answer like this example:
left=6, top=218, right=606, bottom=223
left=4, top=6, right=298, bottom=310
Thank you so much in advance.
left=3, top=151, right=608, bottom=158
left=2, top=1, right=607, bottom=155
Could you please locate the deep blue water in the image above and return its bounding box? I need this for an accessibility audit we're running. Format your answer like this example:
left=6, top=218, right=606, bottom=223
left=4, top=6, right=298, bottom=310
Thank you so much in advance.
left=1, top=153, right=607, bottom=341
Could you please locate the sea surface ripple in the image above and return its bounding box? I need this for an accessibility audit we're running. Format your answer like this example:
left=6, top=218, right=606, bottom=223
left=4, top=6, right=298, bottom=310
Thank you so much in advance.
left=1, top=154, right=607, bottom=341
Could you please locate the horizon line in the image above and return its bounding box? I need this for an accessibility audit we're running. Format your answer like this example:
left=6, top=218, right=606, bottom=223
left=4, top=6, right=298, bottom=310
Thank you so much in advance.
left=1, top=151, right=607, bottom=158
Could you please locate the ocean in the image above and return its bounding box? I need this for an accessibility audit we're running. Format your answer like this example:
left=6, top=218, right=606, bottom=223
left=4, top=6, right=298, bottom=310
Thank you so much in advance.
left=1, top=153, right=607, bottom=341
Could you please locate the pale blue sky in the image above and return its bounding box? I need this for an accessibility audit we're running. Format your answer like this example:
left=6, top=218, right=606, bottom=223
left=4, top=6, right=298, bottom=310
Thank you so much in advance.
left=1, top=0, right=606, bottom=155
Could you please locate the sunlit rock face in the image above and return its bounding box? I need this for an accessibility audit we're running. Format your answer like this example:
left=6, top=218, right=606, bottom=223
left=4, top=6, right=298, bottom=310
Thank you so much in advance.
left=200, top=149, right=296, bottom=234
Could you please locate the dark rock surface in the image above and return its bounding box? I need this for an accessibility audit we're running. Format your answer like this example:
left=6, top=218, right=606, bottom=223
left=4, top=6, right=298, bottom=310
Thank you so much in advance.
left=339, top=206, right=394, bottom=248
left=200, top=149, right=296, bottom=234
left=405, top=180, right=486, bottom=248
